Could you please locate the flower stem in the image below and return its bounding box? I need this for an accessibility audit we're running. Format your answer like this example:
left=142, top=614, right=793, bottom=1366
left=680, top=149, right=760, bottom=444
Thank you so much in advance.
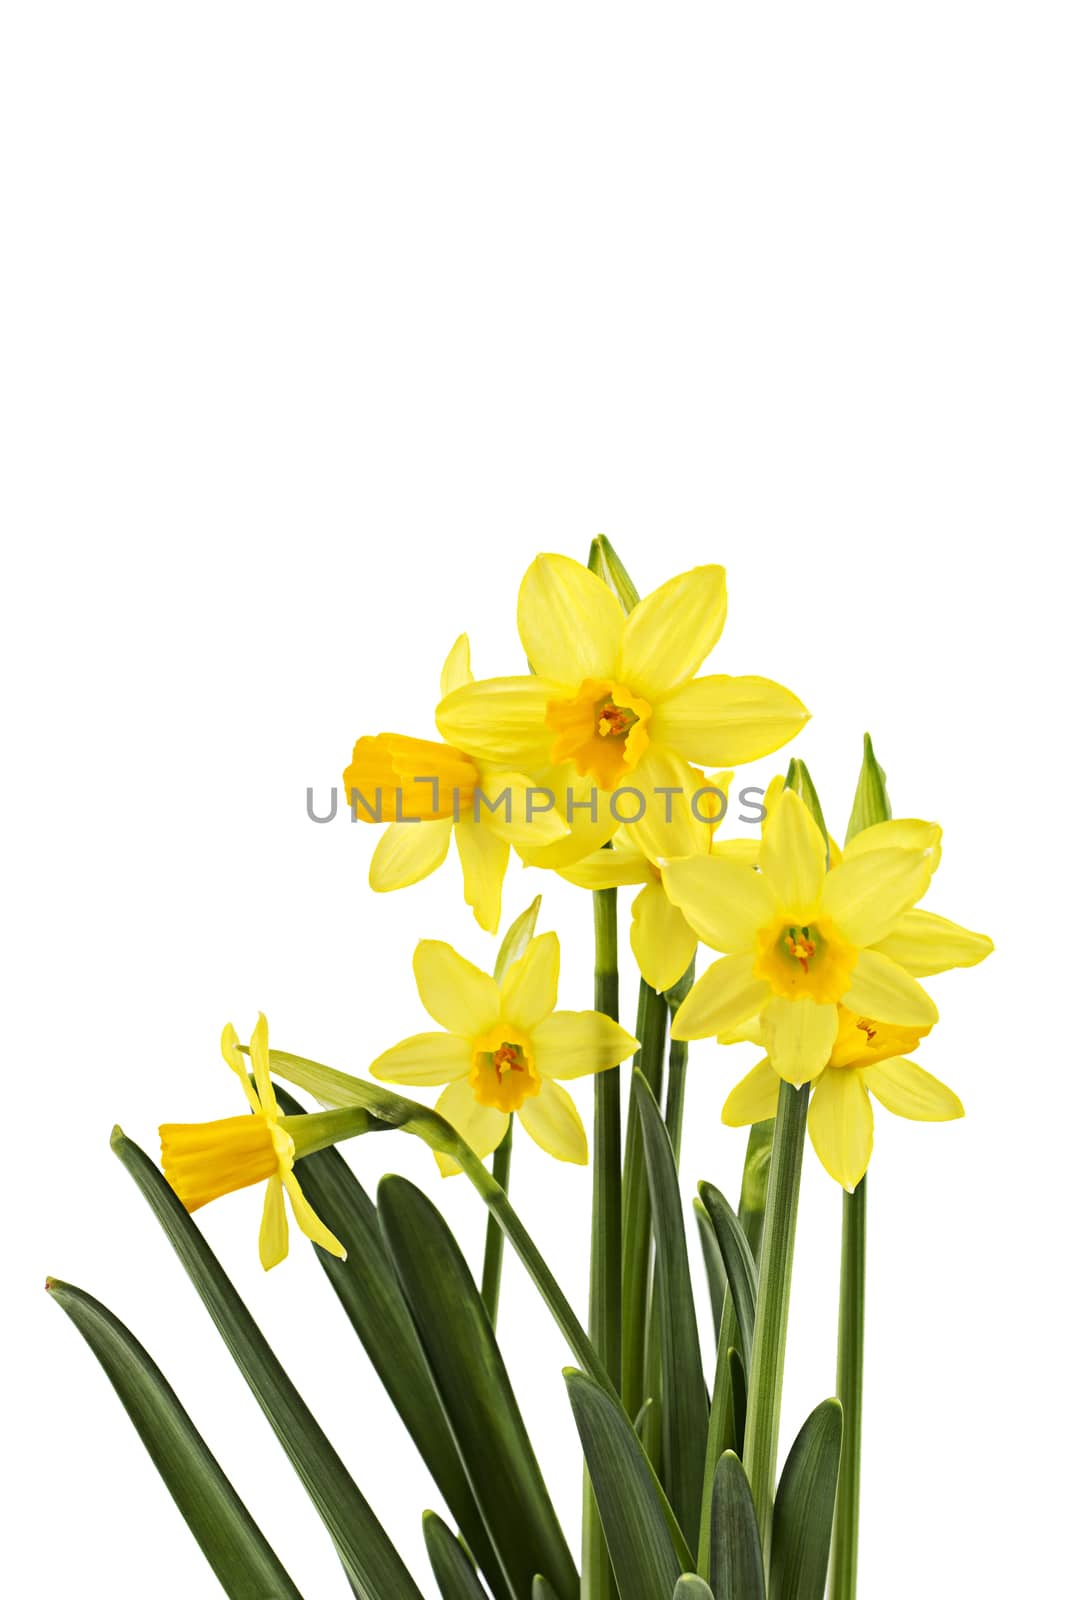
left=480, top=1116, right=513, bottom=1328
left=828, top=1177, right=866, bottom=1600
left=585, top=885, right=621, bottom=1600
left=743, top=1079, right=809, bottom=1566
left=620, top=979, right=669, bottom=1418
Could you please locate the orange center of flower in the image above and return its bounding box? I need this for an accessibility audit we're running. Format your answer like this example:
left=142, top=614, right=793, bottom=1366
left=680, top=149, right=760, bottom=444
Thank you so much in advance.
left=545, top=678, right=652, bottom=790
left=753, top=917, right=859, bottom=1005
left=469, top=1022, right=540, bottom=1113
left=826, top=1006, right=931, bottom=1069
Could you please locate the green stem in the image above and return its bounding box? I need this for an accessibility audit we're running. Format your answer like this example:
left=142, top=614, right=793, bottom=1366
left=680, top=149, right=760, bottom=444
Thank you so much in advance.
left=620, top=980, right=669, bottom=1418
left=480, top=1117, right=513, bottom=1329
left=828, top=1178, right=866, bottom=1600
left=663, top=959, right=695, bottom=1162
left=743, top=1079, right=809, bottom=1566
left=585, top=886, right=621, bottom=1600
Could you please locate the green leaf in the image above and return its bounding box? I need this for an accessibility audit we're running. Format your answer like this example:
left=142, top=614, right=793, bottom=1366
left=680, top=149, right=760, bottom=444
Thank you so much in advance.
left=493, top=894, right=542, bottom=982
left=738, top=1122, right=774, bottom=1259
left=588, top=534, right=640, bottom=612
left=674, top=1579, right=716, bottom=1599
left=693, top=1197, right=727, bottom=1347
left=770, top=1400, right=842, bottom=1600
left=565, top=1368, right=684, bottom=1600
left=845, top=733, right=892, bottom=842
left=377, top=1175, right=579, bottom=1600
left=46, top=1277, right=302, bottom=1599
left=632, top=1071, right=707, bottom=1551
left=695, top=1184, right=758, bottom=1371
left=533, top=1581, right=561, bottom=1600
left=727, top=1350, right=746, bottom=1459
left=423, top=1512, right=492, bottom=1600
left=709, top=1453, right=765, bottom=1600
left=274, top=1088, right=506, bottom=1599
left=110, top=1128, right=421, bottom=1600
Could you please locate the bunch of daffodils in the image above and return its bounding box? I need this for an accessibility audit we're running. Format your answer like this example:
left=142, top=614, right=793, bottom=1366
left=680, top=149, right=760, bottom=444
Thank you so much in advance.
left=51, top=537, right=992, bottom=1600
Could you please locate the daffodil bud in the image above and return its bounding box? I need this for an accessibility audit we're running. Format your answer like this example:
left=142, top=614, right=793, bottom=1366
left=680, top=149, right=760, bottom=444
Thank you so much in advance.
left=846, top=733, right=892, bottom=840
left=587, top=533, right=640, bottom=612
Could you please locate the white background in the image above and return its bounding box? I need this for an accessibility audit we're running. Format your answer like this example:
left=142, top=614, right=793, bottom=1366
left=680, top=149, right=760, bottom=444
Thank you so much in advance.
left=3, top=5, right=1064, bottom=1596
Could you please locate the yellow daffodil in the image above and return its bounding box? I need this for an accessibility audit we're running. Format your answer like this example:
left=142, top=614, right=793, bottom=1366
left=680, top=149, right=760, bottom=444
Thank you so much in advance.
left=719, top=1006, right=965, bottom=1191
left=344, top=634, right=566, bottom=933
left=435, top=554, right=809, bottom=868
left=370, top=933, right=639, bottom=1173
left=558, top=770, right=760, bottom=993
left=662, top=789, right=964, bottom=1083
left=160, top=1014, right=345, bottom=1271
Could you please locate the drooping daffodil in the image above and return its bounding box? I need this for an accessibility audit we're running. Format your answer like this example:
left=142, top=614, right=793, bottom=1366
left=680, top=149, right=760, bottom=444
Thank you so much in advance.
left=435, top=554, right=809, bottom=868
left=370, top=933, right=638, bottom=1172
left=662, top=789, right=988, bottom=1083
left=558, top=769, right=760, bottom=993
left=344, top=634, right=567, bottom=933
left=719, top=1006, right=966, bottom=1191
left=160, top=1014, right=347, bottom=1270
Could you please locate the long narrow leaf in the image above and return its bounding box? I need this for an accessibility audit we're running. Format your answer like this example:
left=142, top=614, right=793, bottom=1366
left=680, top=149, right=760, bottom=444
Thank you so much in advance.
left=110, top=1128, right=420, bottom=1600
left=709, top=1453, right=765, bottom=1600
left=378, top=1175, right=579, bottom=1600
left=532, top=1580, right=561, bottom=1599
left=565, top=1369, right=684, bottom=1600
left=423, top=1512, right=492, bottom=1600
left=47, top=1278, right=302, bottom=1600
left=274, top=1087, right=505, bottom=1598
left=674, top=1579, right=715, bottom=1599
left=633, top=1071, right=707, bottom=1551
left=693, top=1199, right=727, bottom=1347
left=770, top=1400, right=842, bottom=1600
left=695, top=1184, right=757, bottom=1371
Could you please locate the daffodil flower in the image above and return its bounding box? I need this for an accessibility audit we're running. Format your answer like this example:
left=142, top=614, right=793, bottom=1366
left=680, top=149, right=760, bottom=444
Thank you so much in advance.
left=344, top=635, right=567, bottom=933
left=370, top=933, right=639, bottom=1173
left=160, top=1014, right=346, bottom=1271
left=558, top=770, right=760, bottom=993
left=719, top=1006, right=966, bottom=1191
left=435, top=554, right=809, bottom=868
left=662, top=789, right=978, bottom=1083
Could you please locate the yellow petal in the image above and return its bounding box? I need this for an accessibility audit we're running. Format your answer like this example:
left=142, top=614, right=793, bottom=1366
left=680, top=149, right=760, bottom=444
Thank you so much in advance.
left=617, top=564, right=727, bottom=700
left=413, top=940, right=500, bottom=1035
left=625, top=745, right=716, bottom=863
left=761, top=995, right=838, bottom=1085
left=871, top=909, right=994, bottom=977
left=653, top=675, right=809, bottom=766
left=760, top=789, right=827, bottom=917
left=518, top=553, right=624, bottom=683
left=258, top=1175, right=289, bottom=1270
left=222, top=1022, right=260, bottom=1113
left=249, top=1013, right=277, bottom=1119
left=717, top=1015, right=766, bottom=1047
left=370, top=1031, right=472, bottom=1086
left=440, top=633, right=473, bottom=697
left=433, top=1079, right=509, bottom=1176
left=630, top=882, right=699, bottom=993
left=819, top=848, right=934, bottom=948
left=661, top=855, right=775, bottom=953
left=529, top=1010, right=639, bottom=1080
left=671, top=955, right=770, bottom=1041
left=474, top=772, right=569, bottom=847
left=369, top=818, right=453, bottom=891
left=558, top=834, right=656, bottom=890
left=500, top=932, right=560, bottom=1031
left=518, top=1079, right=588, bottom=1163
left=281, top=1170, right=346, bottom=1258
left=722, top=1057, right=782, bottom=1126
left=843, top=950, right=939, bottom=1027
left=844, top=818, right=942, bottom=874
left=436, top=677, right=560, bottom=767
left=714, top=836, right=761, bottom=865
left=808, top=1070, right=874, bottom=1191
left=453, top=820, right=510, bottom=934
left=861, top=1057, right=964, bottom=1121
